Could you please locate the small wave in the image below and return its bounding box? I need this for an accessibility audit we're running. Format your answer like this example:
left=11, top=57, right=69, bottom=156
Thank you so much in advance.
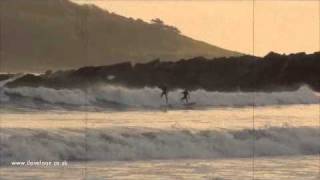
left=1, top=127, right=319, bottom=164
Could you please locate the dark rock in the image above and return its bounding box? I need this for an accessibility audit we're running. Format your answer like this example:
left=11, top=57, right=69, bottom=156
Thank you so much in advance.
left=5, top=52, right=320, bottom=92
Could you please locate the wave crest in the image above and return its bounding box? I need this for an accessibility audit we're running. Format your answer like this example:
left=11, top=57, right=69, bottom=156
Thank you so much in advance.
left=1, top=85, right=319, bottom=110
left=1, top=127, right=319, bottom=164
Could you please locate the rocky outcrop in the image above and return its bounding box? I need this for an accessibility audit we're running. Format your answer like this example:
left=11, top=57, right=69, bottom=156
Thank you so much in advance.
left=5, top=52, right=320, bottom=92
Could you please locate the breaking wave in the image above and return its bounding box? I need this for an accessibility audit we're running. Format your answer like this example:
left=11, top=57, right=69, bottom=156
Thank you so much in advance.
left=1, top=127, right=319, bottom=164
left=1, top=84, right=319, bottom=110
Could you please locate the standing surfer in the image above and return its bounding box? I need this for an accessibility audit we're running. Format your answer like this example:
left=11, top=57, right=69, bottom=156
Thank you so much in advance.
left=181, top=89, right=190, bottom=104
left=160, top=86, right=169, bottom=104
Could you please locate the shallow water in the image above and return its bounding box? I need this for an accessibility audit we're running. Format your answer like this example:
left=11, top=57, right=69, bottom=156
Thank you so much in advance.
left=1, top=156, right=319, bottom=180
left=0, top=105, right=319, bottom=179
left=1, top=105, right=318, bottom=130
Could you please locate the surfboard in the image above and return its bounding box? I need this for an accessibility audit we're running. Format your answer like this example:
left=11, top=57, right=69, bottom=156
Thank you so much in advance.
left=160, top=104, right=173, bottom=109
left=159, top=104, right=173, bottom=112
left=160, top=103, right=196, bottom=111
left=182, top=102, right=196, bottom=109
left=184, top=102, right=196, bottom=106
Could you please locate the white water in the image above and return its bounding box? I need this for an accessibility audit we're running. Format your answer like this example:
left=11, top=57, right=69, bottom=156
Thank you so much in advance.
left=1, top=84, right=319, bottom=109
left=1, top=127, right=319, bottom=163
left=0, top=104, right=319, bottom=180
left=0, top=78, right=319, bottom=180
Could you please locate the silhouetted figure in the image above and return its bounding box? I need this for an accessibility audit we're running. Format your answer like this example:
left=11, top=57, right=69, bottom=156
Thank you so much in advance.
left=181, top=89, right=190, bottom=104
left=160, top=86, right=168, bottom=104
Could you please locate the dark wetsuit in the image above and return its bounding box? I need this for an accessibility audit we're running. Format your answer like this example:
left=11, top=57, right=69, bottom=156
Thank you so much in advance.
left=160, top=87, right=168, bottom=104
left=181, top=90, right=190, bottom=104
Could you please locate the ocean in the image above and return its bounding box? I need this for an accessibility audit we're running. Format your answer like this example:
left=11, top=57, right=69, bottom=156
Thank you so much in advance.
left=0, top=80, right=319, bottom=179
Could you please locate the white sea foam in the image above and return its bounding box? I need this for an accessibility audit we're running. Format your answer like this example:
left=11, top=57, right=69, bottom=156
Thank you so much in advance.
left=1, top=84, right=318, bottom=109
left=1, top=127, right=319, bottom=164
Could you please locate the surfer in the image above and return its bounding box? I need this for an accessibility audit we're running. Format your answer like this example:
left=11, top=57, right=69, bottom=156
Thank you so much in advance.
left=160, top=86, right=168, bottom=104
left=181, top=89, right=190, bottom=104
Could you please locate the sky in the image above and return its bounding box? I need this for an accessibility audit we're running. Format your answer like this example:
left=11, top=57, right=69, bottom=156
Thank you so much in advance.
left=73, top=0, right=320, bottom=56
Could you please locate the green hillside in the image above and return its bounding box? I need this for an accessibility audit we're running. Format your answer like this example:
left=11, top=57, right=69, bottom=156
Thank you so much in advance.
left=1, top=0, right=241, bottom=72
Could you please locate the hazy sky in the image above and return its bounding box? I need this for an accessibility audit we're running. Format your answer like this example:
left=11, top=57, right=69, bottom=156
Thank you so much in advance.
left=73, top=0, right=320, bottom=56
